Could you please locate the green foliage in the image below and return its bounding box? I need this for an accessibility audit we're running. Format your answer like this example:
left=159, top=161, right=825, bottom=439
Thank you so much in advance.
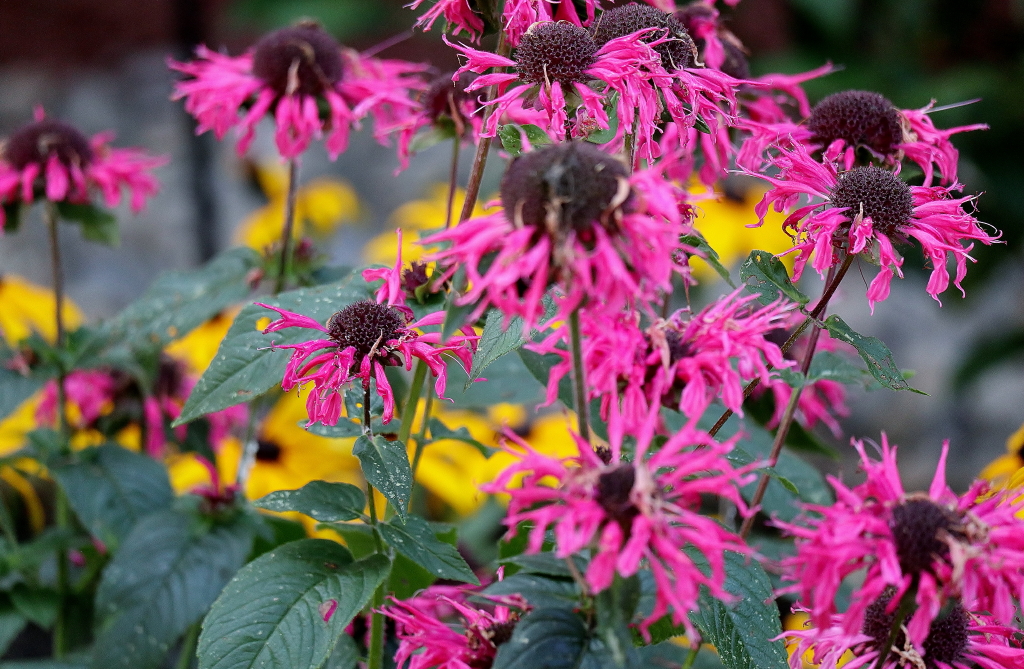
left=377, top=516, right=478, bottom=584
left=92, top=507, right=255, bottom=669
left=0, top=364, right=45, bottom=422
left=682, top=233, right=735, bottom=287
left=51, top=444, right=174, bottom=547
left=497, top=124, right=553, bottom=157
left=56, top=202, right=119, bottom=247
left=255, top=481, right=367, bottom=522
left=352, top=435, right=412, bottom=521
left=197, top=540, right=390, bottom=669
left=821, top=314, right=922, bottom=393
left=740, top=250, right=810, bottom=306
left=492, top=609, right=592, bottom=669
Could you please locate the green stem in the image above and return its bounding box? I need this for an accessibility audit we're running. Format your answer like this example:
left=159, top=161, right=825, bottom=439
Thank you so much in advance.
left=456, top=29, right=510, bottom=225
left=568, top=309, right=591, bottom=443
left=411, top=389, right=435, bottom=478
left=175, top=622, right=201, bottom=669
left=46, top=202, right=72, bottom=659
left=273, top=159, right=299, bottom=295
left=708, top=253, right=855, bottom=439
left=681, top=646, right=700, bottom=669
left=397, top=360, right=428, bottom=445
left=738, top=254, right=853, bottom=538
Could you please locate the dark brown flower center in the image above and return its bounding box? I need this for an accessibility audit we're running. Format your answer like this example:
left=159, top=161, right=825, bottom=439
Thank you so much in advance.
left=4, top=119, right=93, bottom=170
left=255, top=439, right=283, bottom=462
left=807, top=91, right=903, bottom=157
left=419, top=72, right=476, bottom=126
left=862, top=589, right=969, bottom=668
left=663, top=328, right=693, bottom=365
left=499, top=141, right=630, bottom=235
left=327, top=300, right=407, bottom=362
left=830, top=166, right=913, bottom=237
left=514, top=22, right=598, bottom=87
left=252, top=23, right=344, bottom=97
left=890, top=498, right=965, bottom=577
left=465, top=615, right=520, bottom=669
left=596, top=463, right=640, bottom=533
left=593, top=2, right=697, bottom=71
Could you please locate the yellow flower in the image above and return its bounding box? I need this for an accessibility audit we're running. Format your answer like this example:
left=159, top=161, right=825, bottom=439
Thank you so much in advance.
left=689, top=181, right=795, bottom=281
left=165, top=308, right=238, bottom=375
left=235, top=162, right=360, bottom=250
left=364, top=184, right=495, bottom=266
left=979, top=422, right=1024, bottom=488
left=0, top=275, right=83, bottom=344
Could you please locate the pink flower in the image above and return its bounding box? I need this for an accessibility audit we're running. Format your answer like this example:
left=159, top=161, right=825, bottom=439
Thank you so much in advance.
left=0, top=108, right=164, bottom=231
left=407, top=0, right=486, bottom=41
left=425, top=141, right=691, bottom=331
left=394, top=71, right=483, bottom=172
left=37, top=369, right=117, bottom=429
left=738, top=90, right=986, bottom=186
left=258, top=238, right=476, bottom=426
left=169, top=22, right=425, bottom=160
left=486, top=409, right=754, bottom=638
left=749, top=143, right=998, bottom=311
left=382, top=585, right=525, bottom=669
left=783, top=597, right=1024, bottom=669
left=533, top=288, right=794, bottom=436
left=503, top=0, right=601, bottom=46
left=777, top=435, right=1024, bottom=649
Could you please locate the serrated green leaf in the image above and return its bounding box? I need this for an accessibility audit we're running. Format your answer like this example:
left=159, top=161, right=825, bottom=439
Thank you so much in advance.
left=57, top=202, right=119, bottom=247
left=254, top=481, right=366, bottom=522
left=352, top=436, right=411, bottom=521
left=821, top=315, right=922, bottom=393
left=492, top=608, right=590, bottom=669
left=739, top=250, right=809, bottom=306
left=174, top=272, right=374, bottom=425
left=52, top=444, right=174, bottom=547
left=92, top=508, right=254, bottom=669
left=467, top=308, right=527, bottom=387
left=497, top=124, right=553, bottom=157
left=323, top=633, right=359, bottom=669
left=100, top=247, right=261, bottom=360
left=484, top=573, right=580, bottom=609
left=427, top=418, right=494, bottom=456
left=687, top=551, right=789, bottom=669
left=682, top=233, right=735, bottom=287
left=378, top=516, right=477, bottom=584
left=197, top=540, right=389, bottom=669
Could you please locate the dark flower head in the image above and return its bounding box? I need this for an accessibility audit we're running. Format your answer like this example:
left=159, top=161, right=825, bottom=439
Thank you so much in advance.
left=326, top=299, right=408, bottom=364
left=829, top=165, right=913, bottom=237
left=861, top=589, right=969, bottom=669
left=499, top=141, right=630, bottom=235
left=419, top=71, right=476, bottom=126
left=251, top=22, right=344, bottom=97
left=807, top=90, right=904, bottom=158
left=4, top=119, right=93, bottom=170
left=514, top=21, right=598, bottom=87
left=593, top=2, right=697, bottom=71
left=890, top=497, right=965, bottom=578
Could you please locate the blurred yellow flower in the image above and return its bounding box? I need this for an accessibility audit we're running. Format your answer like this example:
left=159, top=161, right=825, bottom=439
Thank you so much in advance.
left=979, top=422, right=1024, bottom=489
left=364, top=184, right=496, bottom=266
left=165, top=308, right=238, bottom=375
left=235, top=162, right=360, bottom=250
left=0, top=275, right=83, bottom=344
left=689, top=180, right=795, bottom=281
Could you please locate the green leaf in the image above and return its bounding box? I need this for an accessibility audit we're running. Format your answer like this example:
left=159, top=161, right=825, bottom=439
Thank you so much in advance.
left=352, top=436, right=412, bottom=521
left=0, top=367, right=44, bottom=422
left=484, top=573, right=580, bottom=609
left=427, top=418, right=494, bottom=456
left=595, top=578, right=641, bottom=669
left=739, top=250, right=809, bottom=306
left=57, top=202, right=119, bottom=247
left=821, top=315, right=922, bottom=393
left=91, top=508, right=254, bottom=669
left=52, top=444, right=174, bottom=547
left=100, top=247, right=261, bottom=359
left=323, top=633, right=359, bottom=669
left=497, top=124, right=553, bottom=157
left=2, top=202, right=25, bottom=233
left=518, top=349, right=608, bottom=441
left=777, top=350, right=869, bottom=389
left=10, top=584, right=59, bottom=628
left=467, top=308, right=528, bottom=387
left=0, top=596, right=27, bottom=656
left=492, top=608, right=590, bottom=669
left=584, top=93, right=620, bottom=145
left=174, top=272, right=374, bottom=425
left=682, top=233, right=735, bottom=287
left=408, top=125, right=456, bottom=154
left=197, top=540, right=390, bottom=669
left=688, top=551, right=789, bottom=669
left=254, top=481, right=366, bottom=522
left=378, top=516, right=478, bottom=584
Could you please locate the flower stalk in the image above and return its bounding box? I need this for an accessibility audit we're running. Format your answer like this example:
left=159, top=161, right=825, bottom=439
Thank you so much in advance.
left=273, top=158, right=299, bottom=294
left=568, top=309, right=591, bottom=443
